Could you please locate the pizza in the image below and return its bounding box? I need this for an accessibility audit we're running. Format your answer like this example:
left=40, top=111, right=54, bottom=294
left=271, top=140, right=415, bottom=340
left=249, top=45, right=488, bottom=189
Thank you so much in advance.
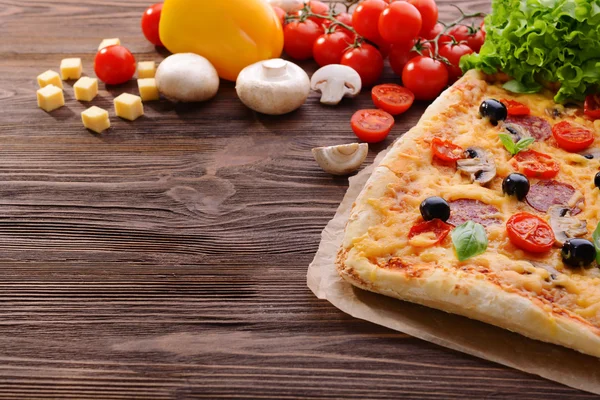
left=337, top=69, right=600, bottom=358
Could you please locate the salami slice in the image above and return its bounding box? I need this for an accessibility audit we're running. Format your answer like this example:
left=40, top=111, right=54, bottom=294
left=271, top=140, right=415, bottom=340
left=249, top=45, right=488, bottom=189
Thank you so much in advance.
left=447, top=199, right=503, bottom=227
left=505, top=115, right=552, bottom=140
left=526, top=180, right=582, bottom=215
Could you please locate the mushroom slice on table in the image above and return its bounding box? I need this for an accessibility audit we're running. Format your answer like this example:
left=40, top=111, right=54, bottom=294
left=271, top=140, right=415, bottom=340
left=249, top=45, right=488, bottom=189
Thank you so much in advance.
left=310, top=64, right=362, bottom=105
left=548, top=205, right=587, bottom=246
left=312, top=143, right=368, bottom=175
left=457, top=147, right=497, bottom=185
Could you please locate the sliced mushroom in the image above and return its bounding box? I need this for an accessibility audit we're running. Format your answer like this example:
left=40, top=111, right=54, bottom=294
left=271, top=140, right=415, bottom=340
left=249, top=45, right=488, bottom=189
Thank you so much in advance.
left=310, top=65, right=362, bottom=105
left=502, top=122, right=531, bottom=142
left=545, top=104, right=580, bottom=119
left=548, top=205, right=587, bottom=246
left=579, top=148, right=600, bottom=160
left=528, top=261, right=560, bottom=281
left=312, top=143, right=368, bottom=175
left=457, top=147, right=497, bottom=185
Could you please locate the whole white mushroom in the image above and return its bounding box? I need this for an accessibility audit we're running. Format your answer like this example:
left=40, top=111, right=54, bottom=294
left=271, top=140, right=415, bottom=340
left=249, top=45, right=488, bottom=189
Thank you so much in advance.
left=155, top=53, right=220, bottom=102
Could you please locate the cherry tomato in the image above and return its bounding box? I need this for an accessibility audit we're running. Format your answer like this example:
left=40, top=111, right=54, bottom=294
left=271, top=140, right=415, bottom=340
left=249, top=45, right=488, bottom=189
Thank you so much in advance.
left=421, top=22, right=444, bottom=40
left=283, top=19, right=322, bottom=60
left=402, top=56, right=449, bottom=100
left=94, top=45, right=136, bottom=85
left=378, top=1, right=422, bottom=44
left=406, top=0, right=438, bottom=36
left=388, top=40, right=432, bottom=76
left=438, top=42, right=473, bottom=82
left=352, top=0, right=388, bottom=42
left=272, top=6, right=286, bottom=26
left=408, top=219, right=453, bottom=246
left=552, top=121, right=595, bottom=152
left=371, top=84, right=415, bottom=115
left=431, top=138, right=465, bottom=162
left=584, top=94, right=600, bottom=120
left=350, top=109, right=395, bottom=143
left=506, top=212, right=555, bottom=253
left=500, top=99, right=530, bottom=116
left=448, top=25, right=485, bottom=52
left=341, top=43, right=384, bottom=87
left=313, top=31, right=352, bottom=67
left=334, top=12, right=355, bottom=38
left=512, top=150, right=559, bottom=179
left=141, top=3, right=163, bottom=47
left=293, top=1, right=330, bottom=27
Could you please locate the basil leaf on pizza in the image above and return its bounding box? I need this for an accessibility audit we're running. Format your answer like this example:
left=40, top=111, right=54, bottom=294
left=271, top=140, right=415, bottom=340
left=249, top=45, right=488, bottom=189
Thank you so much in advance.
left=451, top=221, right=488, bottom=261
left=593, top=222, right=600, bottom=264
left=499, top=134, right=534, bottom=155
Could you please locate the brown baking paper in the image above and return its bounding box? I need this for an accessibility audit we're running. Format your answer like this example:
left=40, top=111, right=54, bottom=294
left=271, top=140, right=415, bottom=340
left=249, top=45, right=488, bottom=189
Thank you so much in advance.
left=307, top=149, right=600, bottom=394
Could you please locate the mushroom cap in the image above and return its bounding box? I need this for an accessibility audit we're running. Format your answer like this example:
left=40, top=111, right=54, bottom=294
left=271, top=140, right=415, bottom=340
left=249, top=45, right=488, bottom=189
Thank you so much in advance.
left=457, top=147, right=497, bottom=185
left=155, top=53, right=220, bottom=102
left=312, top=143, right=368, bottom=175
left=310, top=64, right=362, bottom=105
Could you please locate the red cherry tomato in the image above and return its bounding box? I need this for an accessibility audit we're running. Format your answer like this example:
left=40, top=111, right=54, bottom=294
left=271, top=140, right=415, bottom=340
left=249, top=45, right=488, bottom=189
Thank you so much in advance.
left=438, top=42, right=473, bottom=82
left=447, top=25, right=485, bottom=52
left=313, top=31, right=352, bottom=67
left=512, top=150, right=559, bottom=179
left=352, top=0, right=388, bottom=42
left=141, top=3, right=163, bottom=47
left=506, top=213, right=555, bottom=253
left=272, top=6, right=286, bottom=26
left=431, top=138, right=465, bottom=162
left=402, top=56, right=449, bottom=100
left=388, top=40, right=432, bottom=76
left=350, top=109, right=395, bottom=143
left=94, top=45, right=136, bottom=85
left=341, top=43, right=384, bottom=87
left=406, top=0, right=438, bottom=36
left=500, top=99, right=531, bottom=116
left=307, top=1, right=329, bottom=26
left=334, top=12, right=355, bottom=38
left=283, top=19, right=322, bottom=60
left=371, top=84, right=415, bottom=115
left=378, top=1, right=422, bottom=44
left=421, top=22, right=444, bottom=40
left=408, top=219, right=453, bottom=246
left=552, top=121, right=595, bottom=152
left=584, top=94, right=600, bottom=120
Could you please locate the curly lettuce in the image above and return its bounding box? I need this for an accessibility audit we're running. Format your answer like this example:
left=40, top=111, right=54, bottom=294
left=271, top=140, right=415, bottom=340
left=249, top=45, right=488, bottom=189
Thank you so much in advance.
left=460, top=0, right=600, bottom=103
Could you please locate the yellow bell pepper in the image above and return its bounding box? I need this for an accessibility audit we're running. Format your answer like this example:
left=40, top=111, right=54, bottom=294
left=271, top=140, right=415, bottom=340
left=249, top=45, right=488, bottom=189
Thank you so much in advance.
left=159, top=0, right=284, bottom=82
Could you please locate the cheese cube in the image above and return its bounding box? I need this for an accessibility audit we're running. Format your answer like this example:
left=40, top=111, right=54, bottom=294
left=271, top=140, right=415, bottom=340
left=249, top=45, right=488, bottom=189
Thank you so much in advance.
left=137, top=78, right=159, bottom=101
left=137, top=61, right=156, bottom=78
left=36, top=84, right=65, bottom=112
left=73, top=77, right=98, bottom=101
left=81, top=106, right=110, bottom=134
left=60, top=58, right=83, bottom=80
left=114, top=93, right=144, bottom=121
left=98, top=38, right=121, bottom=50
left=37, top=70, right=63, bottom=89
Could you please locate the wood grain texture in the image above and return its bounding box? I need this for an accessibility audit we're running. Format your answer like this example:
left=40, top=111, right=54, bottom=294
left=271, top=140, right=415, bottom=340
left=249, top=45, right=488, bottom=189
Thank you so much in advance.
left=0, top=0, right=596, bottom=398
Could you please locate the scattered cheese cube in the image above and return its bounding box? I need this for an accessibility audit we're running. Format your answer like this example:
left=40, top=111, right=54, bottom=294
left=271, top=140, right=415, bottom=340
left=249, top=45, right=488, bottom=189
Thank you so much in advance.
left=37, top=70, right=63, bottom=89
left=98, top=38, right=121, bottom=50
left=60, top=58, right=83, bottom=80
left=81, top=106, right=110, bottom=134
left=114, top=93, right=144, bottom=121
left=137, top=61, right=156, bottom=79
left=36, top=84, right=65, bottom=112
left=73, top=77, right=98, bottom=101
left=137, top=78, right=159, bottom=101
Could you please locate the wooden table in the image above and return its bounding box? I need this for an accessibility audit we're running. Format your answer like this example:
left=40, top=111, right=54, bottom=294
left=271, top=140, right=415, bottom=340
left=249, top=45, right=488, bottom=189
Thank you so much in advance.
left=0, top=0, right=596, bottom=398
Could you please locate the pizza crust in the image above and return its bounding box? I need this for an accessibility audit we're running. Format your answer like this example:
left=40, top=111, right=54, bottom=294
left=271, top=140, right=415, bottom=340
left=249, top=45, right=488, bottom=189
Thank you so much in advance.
left=337, top=70, right=600, bottom=358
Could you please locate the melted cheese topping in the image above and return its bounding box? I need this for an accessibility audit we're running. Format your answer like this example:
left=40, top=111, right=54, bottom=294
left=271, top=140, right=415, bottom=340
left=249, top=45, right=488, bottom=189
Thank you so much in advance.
left=350, top=77, right=600, bottom=327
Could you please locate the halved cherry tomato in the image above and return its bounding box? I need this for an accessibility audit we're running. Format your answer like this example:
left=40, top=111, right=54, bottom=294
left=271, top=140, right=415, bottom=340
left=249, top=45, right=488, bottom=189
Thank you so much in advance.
left=552, top=121, right=594, bottom=152
left=431, top=138, right=464, bottom=162
left=506, top=212, right=555, bottom=253
left=501, top=99, right=530, bottom=116
left=584, top=94, right=600, bottom=120
left=512, top=150, right=559, bottom=179
left=371, top=84, right=415, bottom=115
left=350, top=109, right=395, bottom=143
left=408, top=219, right=452, bottom=246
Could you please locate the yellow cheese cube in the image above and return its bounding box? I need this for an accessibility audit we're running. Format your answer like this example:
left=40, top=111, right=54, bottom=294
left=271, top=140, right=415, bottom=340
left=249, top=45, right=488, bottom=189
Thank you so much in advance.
left=137, top=78, right=159, bottom=101
left=60, top=58, right=83, bottom=80
left=98, top=38, right=121, bottom=50
left=114, top=93, right=144, bottom=121
left=137, top=61, right=156, bottom=79
left=37, top=70, right=63, bottom=89
left=81, top=106, right=110, bottom=134
left=36, top=84, right=65, bottom=112
left=73, top=77, right=98, bottom=101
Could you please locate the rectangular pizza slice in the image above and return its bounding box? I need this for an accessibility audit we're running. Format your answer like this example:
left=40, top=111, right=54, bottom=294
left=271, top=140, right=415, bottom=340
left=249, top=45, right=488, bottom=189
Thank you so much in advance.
left=337, top=70, right=600, bottom=357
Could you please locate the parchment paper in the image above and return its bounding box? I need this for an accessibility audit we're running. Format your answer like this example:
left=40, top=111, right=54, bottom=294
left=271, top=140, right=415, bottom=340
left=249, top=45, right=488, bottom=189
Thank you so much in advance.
left=307, top=149, right=600, bottom=395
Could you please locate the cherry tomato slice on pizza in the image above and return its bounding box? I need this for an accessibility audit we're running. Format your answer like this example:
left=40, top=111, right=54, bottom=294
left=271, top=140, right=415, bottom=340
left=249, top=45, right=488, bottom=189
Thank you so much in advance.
left=552, top=121, right=595, bottom=152
left=371, top=84, right=415, bottom=116
left=408, top=219, right=452, bottom=246
left=431, top=138, right=464, bottom=162
left=584, top=94, right=600, bottom=120
left=500, top=99, right=530, bottom=116
left=512, top=150, right=559, bottom=179
left=350, top=109, right=395, bottom=143
left=506, top=212, right=555, bottom=253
